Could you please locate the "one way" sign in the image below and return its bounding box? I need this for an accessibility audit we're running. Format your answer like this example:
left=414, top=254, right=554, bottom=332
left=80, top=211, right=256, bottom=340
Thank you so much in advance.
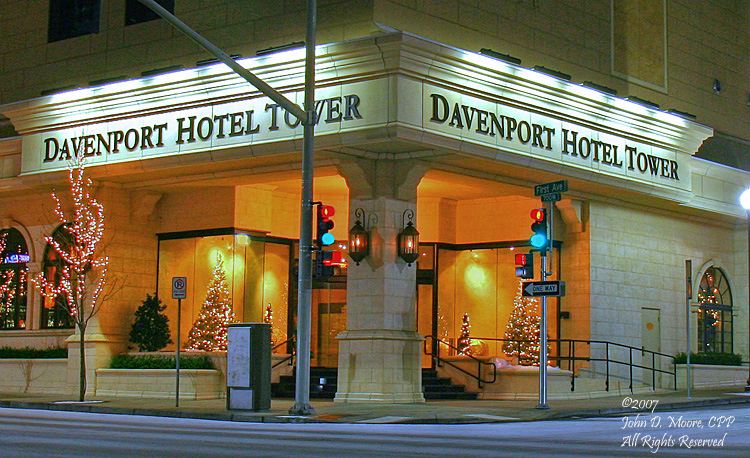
left=522, top=281, right=566, bottom=297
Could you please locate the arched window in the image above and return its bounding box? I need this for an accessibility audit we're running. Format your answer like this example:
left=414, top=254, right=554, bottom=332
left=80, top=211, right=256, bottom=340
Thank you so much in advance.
left=697, top=267, right=733, bottom=353
left=40, top=225, right=74, bottom=329
left=0, top=228, right=29, bottom=329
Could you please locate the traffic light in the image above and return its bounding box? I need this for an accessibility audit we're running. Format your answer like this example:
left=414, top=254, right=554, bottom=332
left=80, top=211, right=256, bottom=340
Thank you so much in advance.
left=316, top=204, right=335, bottom=247
left=315, top=250, right=344, bottom=278
left=514, top=252, right=534, bottom=279
left=529, top=208, right=548, bottom=250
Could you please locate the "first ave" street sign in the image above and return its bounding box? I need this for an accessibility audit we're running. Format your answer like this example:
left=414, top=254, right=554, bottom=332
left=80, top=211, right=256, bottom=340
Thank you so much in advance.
left=534, top=180, right=568, bottom=197
left=522, top=280, right=566, bottom=297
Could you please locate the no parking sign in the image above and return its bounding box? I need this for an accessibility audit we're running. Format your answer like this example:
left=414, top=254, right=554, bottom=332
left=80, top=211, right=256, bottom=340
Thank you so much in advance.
left=172, top=277, right=187, bottom=299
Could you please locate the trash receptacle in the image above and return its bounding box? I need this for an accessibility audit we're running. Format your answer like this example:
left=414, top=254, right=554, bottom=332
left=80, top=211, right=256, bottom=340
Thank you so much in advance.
left=227, top=323, right=271, bottom=411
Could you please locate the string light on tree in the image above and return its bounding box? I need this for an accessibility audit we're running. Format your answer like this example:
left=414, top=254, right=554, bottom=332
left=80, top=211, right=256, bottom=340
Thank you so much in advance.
left=457, top=312, right=473, bottom=356
left=263, top=302, right=274, bottom=346
left=503, top=280, right=544, bottom=366
left=31, top=156, right=110, bottom=401
left=185, top=255, right=237, bottom=351
left=0, top=233, right=17, bottom=322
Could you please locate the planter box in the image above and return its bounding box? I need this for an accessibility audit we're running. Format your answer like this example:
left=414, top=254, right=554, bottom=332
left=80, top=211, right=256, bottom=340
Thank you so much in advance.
left=95, top=368, right=224, bottom=399
left=0, top=359, right=68, bottom=395
left=675, top=364, right=748, bottom=389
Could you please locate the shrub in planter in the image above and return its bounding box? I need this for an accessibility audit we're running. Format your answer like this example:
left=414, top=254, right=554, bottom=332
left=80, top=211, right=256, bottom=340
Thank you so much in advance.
left=110, top=354, right=214, bottom=370
left=129, top=294, right=172, bottom=352
left=0, top=346, right=67, bottom=358
left=673, top=352, right=743, bottom=366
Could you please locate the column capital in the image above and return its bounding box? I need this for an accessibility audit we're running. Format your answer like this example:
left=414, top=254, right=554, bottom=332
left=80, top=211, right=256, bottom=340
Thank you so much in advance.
left=337, top=158, right=430, bottom=201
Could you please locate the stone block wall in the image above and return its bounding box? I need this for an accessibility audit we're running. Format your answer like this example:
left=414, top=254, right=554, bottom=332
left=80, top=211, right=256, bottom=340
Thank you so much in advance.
left=589, top=200, right=746, bottom=363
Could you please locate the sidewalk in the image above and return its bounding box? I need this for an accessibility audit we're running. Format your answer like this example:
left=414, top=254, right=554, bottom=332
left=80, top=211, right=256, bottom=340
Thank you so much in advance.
left=1, top=388, right=749, bottom=424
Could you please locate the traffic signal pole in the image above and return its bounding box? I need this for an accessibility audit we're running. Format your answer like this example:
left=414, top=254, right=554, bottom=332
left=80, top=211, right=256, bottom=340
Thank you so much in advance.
left=537, top=200, right=552, bottom=410
left=291, top=0, right=318, bottom=416
left=135, top=0, right=318, bottom=415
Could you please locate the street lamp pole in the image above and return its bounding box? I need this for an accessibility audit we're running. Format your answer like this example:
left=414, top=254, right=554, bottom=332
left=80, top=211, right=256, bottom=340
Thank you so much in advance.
left=739, top=189, right=750, bottom=392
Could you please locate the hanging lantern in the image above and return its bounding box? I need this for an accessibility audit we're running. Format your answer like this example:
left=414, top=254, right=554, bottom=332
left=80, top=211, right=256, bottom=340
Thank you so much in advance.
left=398, top=209, right=419, bottom=266
left=348, top=208, right=370, bottom=265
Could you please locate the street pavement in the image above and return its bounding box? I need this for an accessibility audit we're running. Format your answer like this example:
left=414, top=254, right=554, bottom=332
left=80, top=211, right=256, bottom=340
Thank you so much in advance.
left=2, top=404, right=749, bottom=457
left=1, top=387, right=749, bottom=424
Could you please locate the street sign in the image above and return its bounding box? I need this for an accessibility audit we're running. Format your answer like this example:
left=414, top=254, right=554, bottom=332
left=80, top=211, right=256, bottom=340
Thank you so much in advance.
left=172, top=277, right=187, bottom=299
left=541, top=193, right=561, bottom=202
left=522, top=280, right=566, bottom=297
left=534, top=180, right=568, bottom=197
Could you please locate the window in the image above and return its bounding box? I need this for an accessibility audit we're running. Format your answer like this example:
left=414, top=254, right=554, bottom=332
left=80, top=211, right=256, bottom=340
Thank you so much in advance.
left=697, top=267, right=733, bottom=353
left=126, top=0, right=174, bottom=26
left=40, top=226, right=74, bottom=329
left=0, top=229, right=29, bottom=330
left=48, top=0, right=101, bottom=43
left=157, top=230, right=291, bottom=352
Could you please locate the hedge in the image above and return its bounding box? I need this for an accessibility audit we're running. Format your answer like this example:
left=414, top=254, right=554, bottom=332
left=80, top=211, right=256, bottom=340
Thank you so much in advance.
left=0, top=347, right=67, bottom=359
left=110, top=354, right=215, bottom=370
left=673, top=352, right=743, bottom=366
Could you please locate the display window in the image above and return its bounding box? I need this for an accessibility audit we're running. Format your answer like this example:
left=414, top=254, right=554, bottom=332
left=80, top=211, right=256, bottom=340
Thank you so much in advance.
left=0, top=228, right=29, bottom=330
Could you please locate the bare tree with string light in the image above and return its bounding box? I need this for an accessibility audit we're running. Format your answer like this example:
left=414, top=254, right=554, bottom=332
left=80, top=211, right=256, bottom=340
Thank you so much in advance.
left=32, top=155, right=110, bottom=402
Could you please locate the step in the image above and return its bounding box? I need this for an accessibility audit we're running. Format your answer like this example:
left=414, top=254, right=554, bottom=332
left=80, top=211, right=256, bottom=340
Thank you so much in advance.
left=272, top=367, right=481, bottom=400
left=425, top=391, right=478, bottom=400
left=422, top=384, right=468, bottom=393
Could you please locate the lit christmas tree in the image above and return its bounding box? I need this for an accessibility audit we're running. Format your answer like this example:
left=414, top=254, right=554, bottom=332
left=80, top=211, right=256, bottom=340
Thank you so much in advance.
left=185, top=255, right=236, bottom=351
left=32, top=156, right=110, bottom=401
left=263, top=302, right=274, bottom=346
left=0, top=234, right=15, bottom=314
left=503, top=280, right=543, bottom=366
left=457, top=312, right=473, bottom=356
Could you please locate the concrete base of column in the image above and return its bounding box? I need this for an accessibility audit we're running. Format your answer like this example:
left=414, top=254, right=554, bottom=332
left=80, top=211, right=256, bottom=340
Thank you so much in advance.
left=334, top=330, right=425, bottom=403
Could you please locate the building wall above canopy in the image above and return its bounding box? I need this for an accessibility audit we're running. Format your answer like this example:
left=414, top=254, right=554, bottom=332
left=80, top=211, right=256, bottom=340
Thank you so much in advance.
left=0, top=32, right=735, bottom=217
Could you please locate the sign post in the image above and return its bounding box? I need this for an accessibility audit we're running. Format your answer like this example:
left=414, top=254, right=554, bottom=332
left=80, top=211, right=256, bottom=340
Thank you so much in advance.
left=533, top=180, right=567, bottom=410
left=685, top=260, right=692, bottom=398
left=172, top=277, right=187, bottom=407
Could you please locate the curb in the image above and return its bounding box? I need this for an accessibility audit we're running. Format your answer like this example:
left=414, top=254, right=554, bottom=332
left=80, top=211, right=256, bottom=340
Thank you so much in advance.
left=2, top=395, right=749, bottom=424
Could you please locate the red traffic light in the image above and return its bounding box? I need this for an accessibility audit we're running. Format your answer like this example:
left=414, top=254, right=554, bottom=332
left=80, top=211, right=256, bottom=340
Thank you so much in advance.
left=530, top=208, right=545, bottom=221
left=319, top=205, right=335, bottom=219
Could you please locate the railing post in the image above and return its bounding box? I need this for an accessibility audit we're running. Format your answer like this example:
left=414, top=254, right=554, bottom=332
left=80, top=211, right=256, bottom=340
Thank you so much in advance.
left=629, top=347, right=634, bottom=393
left=571, top=341, right=576, bottom=392
left=605, top=342, right=610, bottom=392
left=652, top=352, right=656, bottom=389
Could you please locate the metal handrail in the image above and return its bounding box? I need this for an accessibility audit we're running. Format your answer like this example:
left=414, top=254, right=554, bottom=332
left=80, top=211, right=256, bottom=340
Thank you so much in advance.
left=482, top=337, right=677, bottom=393
left=423, top=335, right=497, bottom=388
left=425, top=336, right=677, bottom=393
left=271, top=339, right=295, bottom=370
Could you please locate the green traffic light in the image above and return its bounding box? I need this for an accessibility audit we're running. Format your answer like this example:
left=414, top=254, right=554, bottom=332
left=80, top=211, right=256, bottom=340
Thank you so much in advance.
left=321, top=232, right=335, bottom=246
left=530, top=233, right=547, bottom=248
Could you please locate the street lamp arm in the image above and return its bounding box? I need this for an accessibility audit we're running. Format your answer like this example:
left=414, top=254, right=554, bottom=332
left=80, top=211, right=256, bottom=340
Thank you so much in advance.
left=136, top=0, right=309, bottom=124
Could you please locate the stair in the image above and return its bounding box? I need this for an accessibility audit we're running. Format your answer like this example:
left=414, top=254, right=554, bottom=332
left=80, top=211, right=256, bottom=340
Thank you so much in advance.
left=272, top=367, right=338, bottom=399
left=271, top=367, right=478, bottom=400
left=422, top=368, right=478, bottom=400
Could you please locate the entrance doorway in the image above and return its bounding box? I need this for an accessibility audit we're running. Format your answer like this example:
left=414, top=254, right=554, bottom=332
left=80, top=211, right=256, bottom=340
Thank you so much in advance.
left=311, top=278, right=347, bottom=367
left=641, top=307, right=661, bottom=383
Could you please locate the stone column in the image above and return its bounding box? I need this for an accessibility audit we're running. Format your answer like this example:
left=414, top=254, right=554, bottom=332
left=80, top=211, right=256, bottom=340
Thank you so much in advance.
left=335, top=159, right=429, bottom=403
left=24, top=262, right=42, bottom=331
